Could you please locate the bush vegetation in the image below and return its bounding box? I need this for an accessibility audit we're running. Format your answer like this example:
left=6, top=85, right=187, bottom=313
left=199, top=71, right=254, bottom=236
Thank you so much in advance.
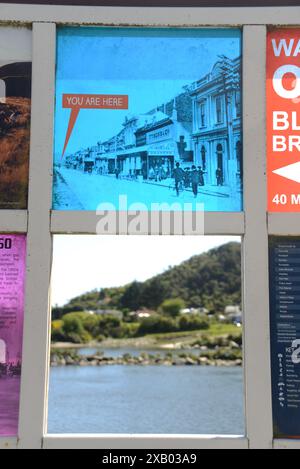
left=51, top=309, right=210, bottom=343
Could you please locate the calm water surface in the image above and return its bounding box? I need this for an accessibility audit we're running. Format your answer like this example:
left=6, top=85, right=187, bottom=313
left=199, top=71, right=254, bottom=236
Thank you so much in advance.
left=48, top=364, right=244, bottom=435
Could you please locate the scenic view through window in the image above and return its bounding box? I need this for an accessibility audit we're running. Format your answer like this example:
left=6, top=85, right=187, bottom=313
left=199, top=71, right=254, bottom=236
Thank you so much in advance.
left=48, top=235, right=244, bottom=434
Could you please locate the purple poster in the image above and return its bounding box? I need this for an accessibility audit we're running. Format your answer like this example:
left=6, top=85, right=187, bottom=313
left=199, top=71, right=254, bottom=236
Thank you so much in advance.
left=0, top=235, right=26, bottom=436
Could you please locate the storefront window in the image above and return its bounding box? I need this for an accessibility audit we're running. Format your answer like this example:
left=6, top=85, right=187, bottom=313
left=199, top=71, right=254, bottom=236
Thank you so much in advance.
left=201, top=145, right=206, bottom=170
left=197, top=101, right=206, bottom=128
left=235, top=90, right=241, bottom=118
left=215, top=96, right=224, bottom=124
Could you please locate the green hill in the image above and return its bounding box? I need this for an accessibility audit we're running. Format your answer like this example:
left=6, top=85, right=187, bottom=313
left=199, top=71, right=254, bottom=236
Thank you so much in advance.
left=53, top=242, right=241, bottom=319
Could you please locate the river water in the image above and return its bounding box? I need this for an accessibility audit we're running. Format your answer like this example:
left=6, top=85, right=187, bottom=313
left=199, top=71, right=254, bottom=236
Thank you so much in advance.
left=48, top=363, right=245, bottom=435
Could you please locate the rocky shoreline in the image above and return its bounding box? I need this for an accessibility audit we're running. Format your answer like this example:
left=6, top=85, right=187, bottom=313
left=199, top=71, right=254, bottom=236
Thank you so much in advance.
left=51, top=350, right=242, bottom=368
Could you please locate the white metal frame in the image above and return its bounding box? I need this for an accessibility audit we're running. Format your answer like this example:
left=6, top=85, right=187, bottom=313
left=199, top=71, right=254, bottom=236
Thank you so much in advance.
left=0, top=3, right=299, bottom=450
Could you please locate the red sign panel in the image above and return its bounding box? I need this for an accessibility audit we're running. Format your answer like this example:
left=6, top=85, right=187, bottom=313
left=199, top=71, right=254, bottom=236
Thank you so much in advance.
left=267, top=29, right=300, bottom=212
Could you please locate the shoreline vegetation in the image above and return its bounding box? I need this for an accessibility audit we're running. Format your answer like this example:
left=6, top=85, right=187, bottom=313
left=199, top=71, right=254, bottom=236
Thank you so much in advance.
left=51, top=324, right=243, bottom=367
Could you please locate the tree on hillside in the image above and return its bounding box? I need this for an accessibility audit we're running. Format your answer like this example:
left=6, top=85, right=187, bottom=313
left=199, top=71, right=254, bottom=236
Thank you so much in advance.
left=120, top=281, right=143, bottom=310
left=159, top=298, right=186, bottom=318
left=139, top=278, right=167, bottom=309
left=62, top=314, right=91, bottom=343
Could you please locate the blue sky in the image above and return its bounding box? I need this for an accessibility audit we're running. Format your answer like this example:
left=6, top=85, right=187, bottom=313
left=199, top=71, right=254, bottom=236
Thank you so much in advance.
left=54, top=27, right=241, bottom=159
left=51, top=235, right=240, bottom=306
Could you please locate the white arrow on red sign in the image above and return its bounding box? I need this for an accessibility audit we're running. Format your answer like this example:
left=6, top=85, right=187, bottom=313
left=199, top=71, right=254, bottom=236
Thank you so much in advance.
left=273, top=161, right=300, bottom=184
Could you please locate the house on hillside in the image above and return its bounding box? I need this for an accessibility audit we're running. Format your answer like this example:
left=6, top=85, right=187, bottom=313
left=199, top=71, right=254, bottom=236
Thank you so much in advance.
left=90, top=309, right=123, bottom=320
left=224, top=305, right=241, bottom=316
left=129, top=309, right=156, bottom=320
left=223, top=305, right=242, bottom=326
left=180, top=307, right=209, bottom=315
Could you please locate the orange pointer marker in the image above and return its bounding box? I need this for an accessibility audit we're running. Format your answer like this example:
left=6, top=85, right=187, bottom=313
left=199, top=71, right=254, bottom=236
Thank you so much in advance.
left=61, top=93, right=129, bottom=158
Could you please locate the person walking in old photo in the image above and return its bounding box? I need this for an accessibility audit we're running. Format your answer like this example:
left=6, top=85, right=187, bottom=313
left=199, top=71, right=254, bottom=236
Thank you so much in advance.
left=173, top=162, right=185, bottom=196
left=216, top=167, right=223, bottom=186
left=198, top=166, right=205, bottom=187
left=191, top=165, right=200, bottom=198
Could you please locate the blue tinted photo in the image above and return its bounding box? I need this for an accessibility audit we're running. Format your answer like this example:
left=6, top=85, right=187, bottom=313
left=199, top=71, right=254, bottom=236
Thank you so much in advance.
left=53, top=27, right=243, bottom=212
